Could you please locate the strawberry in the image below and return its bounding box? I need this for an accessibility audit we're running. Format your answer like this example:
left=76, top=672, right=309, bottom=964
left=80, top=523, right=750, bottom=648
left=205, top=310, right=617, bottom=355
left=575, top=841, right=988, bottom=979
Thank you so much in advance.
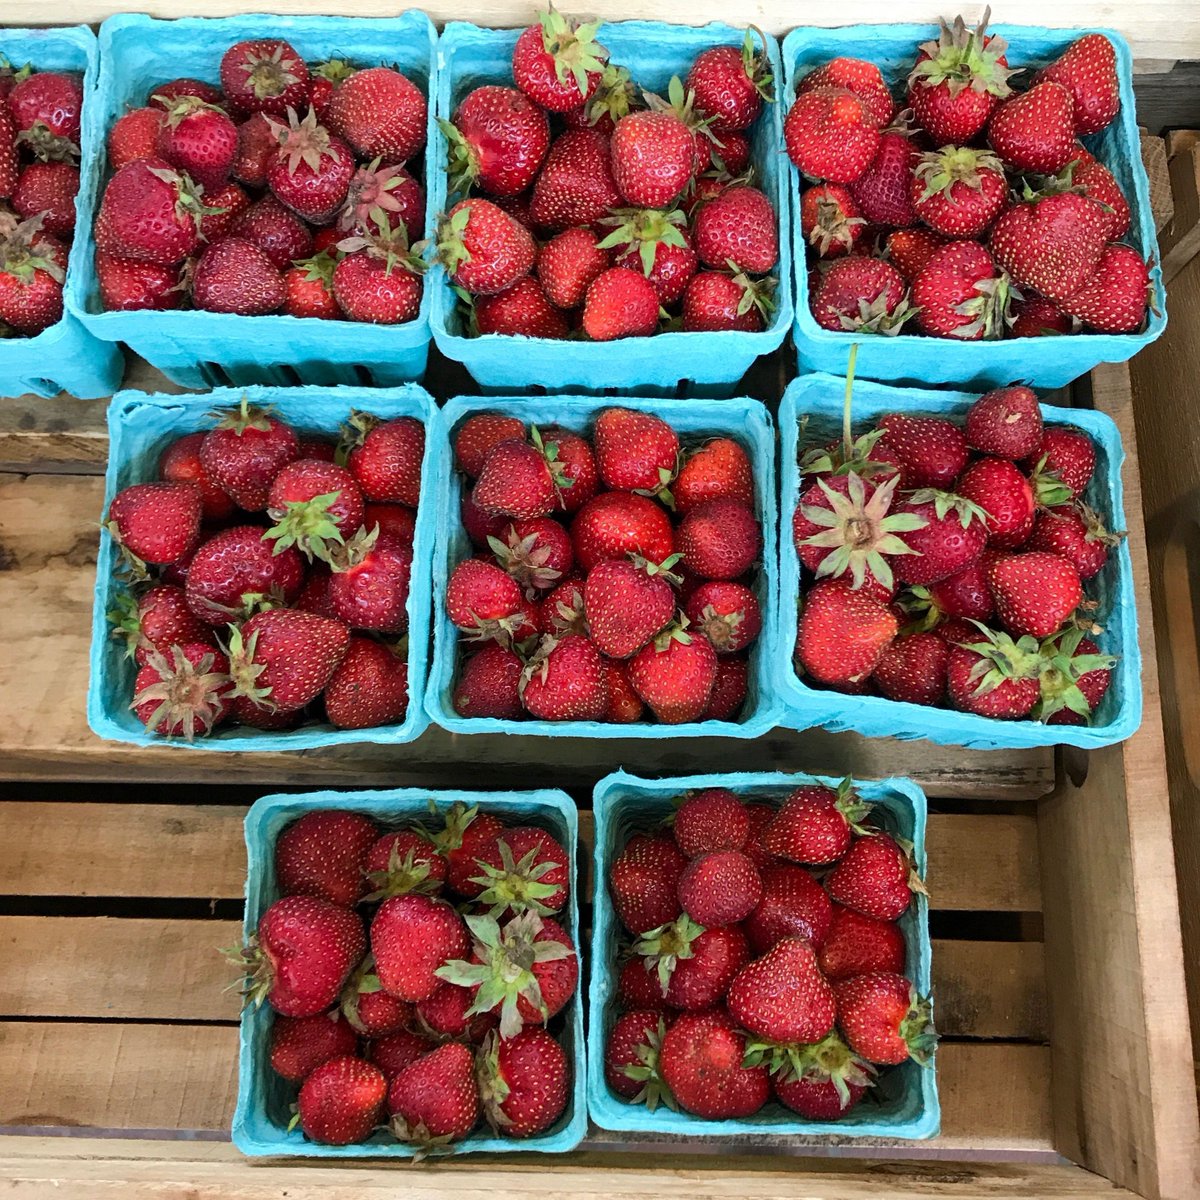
left=326, top=67, right=427, bottom=166
left=681, top=269, right=772, bottom=332
left=475, top=275, right=568, bottom=337
left=582, top=266, right=660, bottom=341
left=414, top=980, right=496, bottom=1042
left=12, top=160, right=78, bottom=237
left=849, top=130, right=919, bottom=229
left=616, top=956, right=674, bottom=1012
left=763, top=781, right=871, bottom=866
left=673, top=788, right=749, bottom=856
left=834, top=971, right=936, bottom=1066
left=810, top=257, right=913, bottom=333
left=228, top=609, right=350, bottom=712
left=106, top=481, right=202, bottom=567
left=490, top=517, right=573, bottom=594
left=184, top=525, right=305, bottom=624
left=327, top=529, right=413, bottom=633
left=893, top=489, right=988, bottom=585
left=371, top=893, right=469, bottom=1003
left=341, top=960, right=413, bottom=1037
left=872, top=631, right=949, bottom=706
left=520, top=632, right=609, bottom=720
left=331, top=234, right=420, bottom=324
left=0, top=107, right=17, bottom=199
left=876, top=413, right=968, bottom=490
left=263, top=107, right=355, bottom=224
left=338, top=159, right=424, bottom=244
left=447, top=559, right=525, bottom=641
left=107, top=104, right=164, bottom=169
left=926, top=557, right=996, bottom=622
left=469, top=825, right=570, bottom=917
left=230, top=194, right=313, bottom=269
left=966, top=386, right=1043, bottom=459
left=796, top=578, right=897, bottom=686
left=308, top=59, right=356, bottom=119
left=542, top=427, right=598, bottom=514
left=443, top=85, right=549, bottom=198
left=363, top=829, right=447, bottom=901
left=611, top=108, right=695, bottom=209
left=462, top=490, right=511, bottom=548
left=232, top=894, right=365, bottom=1017
left=108, top=583, right=214, bottom=667
left=601, top=208, right=697, bottom=306
left=192, top=237, right=285, bottom=316
left=456, top=414, right=525, bottom=478
left=987, top=550, right=1082, bottom=638
left=784, top=88, right=881, bottom=183
left=1045, top=159, right=1130, bottom=241
left=474, top=433, right=565, bottom=520
left=95, top=252, right=182, bottom=312
left=798, top=57, right=895, bottom=128
left=911, top=240, right=1012, bottom=341
left=907, top=13, right=1015, bottom=146
left=884, top=228, right=946, bottom=282
left=194, top=179, right=248, bottom=243
left=148, top=77, right=223, bottom=110
left=605, top=1011, right=673, bottom=1107
left=153, top=94, right=236, bottom=192
left=1060, top=243, right=1151, bottom=334
left=946, top=625, right=1042, bottom=718
left=685, top=580, right=761, bottom=653
left=528, top=128, right=621, bottom=230
left=270, top=1011, right=359, bottom=1084
left=727, top=937, right=837, bottom=1044
left=1027, top=427, right=1096, bottom=497
left=675, top=438, right=753, bottom=514
left=387, top=1041, right=478, bottom=1146
left=584, top=555, right=680, bottom=658
left=283, top=251, right=340, bottom=320
left=536, top=226, right=610, bottom=308
left=231, top=111, right=276, bottom=187
left=745, top=862, right=834, bottom=954
left=1034, top=33, right=1120, bottom=135
left=987, top=81, right=1076, bottom=175
left=634, top=917, right=749, bottom=1010
left=0, top=215, right=64, bottom=333
left=200, top=395, right=299, bottom=510
left=324, top=637, right=409, bottom=730
left=132, top=643, right=232, bottom=739
left=676, top=848, right=762, bottom=925
left=1010, top=292, right=1074, bottom=337
left=571, top=490, right=675, bottom=571
left=658, top=1010, right=769, bottom=1119
left=770, top=1032, right=875, bottom=1119
left=602, top=659, right=644, bottom=722
left=219, top=39, right=308, bottom=116
left=427, top=803, right=506, bottom=897
left=827, top=831, right=919, bottom=921
left=801, top=183, right=866, bottom=258
left=687, top=33, right=771, bottom=134
left=692, top=184, right=778, bottom=273
left=276, top=809, right=377, bottom=907
left=476, top=1028, right=569, bottom=1137
left=343, top=414, right=424, bottom=507
left=1039, top=629, right=1116, bottom=725
left=1027, top=502, right=1119, bottom=580
left=438, top=197, right=535, bottom=296
left=819, top=903, right=906, bottom=982
left=678, top=498, right=759, bottom=580
left=297, top=1055, right=386, bottom=1146
left=512, top=9, right=608, bottom=113
left=610, top=832, right=687, bottom=934
left=740, top=802, right=777, bottom=871
left=956, top=457, right=1036, bottom=549
left=628, top=623, right=717, bottom=724
left=369, top=1030, right=434, bottom=1082
left=9, top=69, right=82, bottom=154
left=910, top=145, right=1006, bottom=238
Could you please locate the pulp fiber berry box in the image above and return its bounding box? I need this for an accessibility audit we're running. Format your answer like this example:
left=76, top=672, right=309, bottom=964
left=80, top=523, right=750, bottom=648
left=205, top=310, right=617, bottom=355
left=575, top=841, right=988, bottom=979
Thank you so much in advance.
left=422, top=393, right=782, bottom=739
left=776, top=373, right=1141, bottom=750
left=0, top=26, right=123, bottom=399
left=233, top=787, right=586, bottom=1157
left=86, top=384, right=435, bottom=750
left=429, top=20, right=793, bottom=397
left=783, top=24, right=1166, bottom=390
left=66, top=12, right=437, bottom=390
left=587, top=768, right=938, bottom=1140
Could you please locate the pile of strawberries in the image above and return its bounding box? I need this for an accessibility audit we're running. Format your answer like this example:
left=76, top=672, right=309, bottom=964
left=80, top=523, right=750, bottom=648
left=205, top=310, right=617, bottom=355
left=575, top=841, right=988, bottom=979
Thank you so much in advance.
left=94, top=38, right=427, bottom=323
left=603, top=782, right=934, bottom=1121
left=0, top=56, right=84, bottom=335
left=234, top=804, right=577, bottom=1147
left=436, top=12, right=780, bottom=340
left=786, top=15, right=1152, bottom=340
left=446, top=407, right=763, bottom=725
left=792, top=383, right=1120, bottom=723
left=104, top=398, right=423, bottom=737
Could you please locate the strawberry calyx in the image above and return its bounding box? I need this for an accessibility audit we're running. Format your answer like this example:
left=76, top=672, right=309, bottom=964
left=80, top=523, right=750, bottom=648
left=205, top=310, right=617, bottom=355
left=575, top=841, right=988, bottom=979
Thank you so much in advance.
left=898, top=986, right=938, bottom=1067
left=908, top=9, right=1017, bottom=100
left=895, top=585, right=946, bottom=634
left=468, top=837, right=563, bottom=918
left=597, top=206, right=690, bottom=277
left=0, top=214, right=65, bottom=285
left=488, top=526, right=565, bottom=593
left=131, top=644, right=231, bottom=740
left=474, top=1029, right=515, bottom=1130
left=615, top=1015, right=677, bottom=1111
left=338, top=157, right=412, bottom=233
left=956, top=619, right=1043, bottom=697
left=16, top=120, right=80, bottom=163
left=363, top=843, right=441, bottom=902
left=727, top=262, right=777, bottom=319
left=224, top=623, right=276, bottom=711
left=648, top=619, right=694, bottom=655
left=832, top=776, right=874, bottom=835
left=388, top=1114, right=459, bottom=1158
left=537, top=5, right=609, bottom=99
left=632, top=913, right=706, bottom=996
left=239, top=43, right=304, bottom=102
left=439, top=118, right=485, bottom=197
left=577, top=62, right=639, bottom=128
left=905, top=487, right=989, bottom=530
left=147, top=163, right=226, bottom=224
left=266, top=106, right=341, bottom=176
left=799, top=428, right=896, bottom=481
left=435, top=203, right=476, bottom=276
left=326, top=522, right=379, bottom=573
left=740, top=27, right=776, bottom=102
left=223, top=932, right=275, bottom=1007
left=107, top=589, right=147, bottom=659
left=914, top=144, right=1005, bottom=199
left=531, top=424, right=576, bottom=498
left=744, top=1031, right=876, bottom=1107
left=952, top=269, right=1017, bottom=341
left=338, top=209, right=427, bottom=277
left=155, top=93, right=225, bottom=129
left=645, top=75, right=718, bottom=148
left=840, top=290, right=918, bottom=336
left=1034, top=625, right=1117, bottom=722
left=1027, top=455, right=1077, bottom=508
left=1075, top=500, right=1124, bottom=545
left=427, top=800, right=484, bottom=856
left=313, top=58, right=356, bottom=87
left=806, top=192, right=867, bottom=256
left=519, top=634, right=562, bottom=695
left=210, top=392, right=275, bottom=436
left=263, top=490, right=348, bottom=564
left=292, top=249, right=339, bottom=287
left=0, top=54, right=32, bottom=90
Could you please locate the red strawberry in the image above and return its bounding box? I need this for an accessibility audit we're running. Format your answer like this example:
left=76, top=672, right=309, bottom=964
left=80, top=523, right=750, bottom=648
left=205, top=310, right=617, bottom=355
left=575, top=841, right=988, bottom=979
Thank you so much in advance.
left=810, top=257, right=912, bottom=334
left=343, top=414, right=423, bottom=507
left=912, top=240, right=1012, bottom=341
left=297, top=1055, right=386, bottom=1146
left=1039, top=629, right=1116, bottom=725
left=571, top=490, right=675, bottom=571
left=684, top=580, right=761, bottom=654
left=987, top=551, right=1082, bottom=638
left=798, top=57, right=894, bottom=128
left=1027, top=502, right=1119, bottom=580
left=764, top=781, right=871, bottom=866
left=635, top=917, right=748, bottom=1011
left=476, top=1028, right=568, bottom=1137
left=106, top=481, right=201, bottom=567
left=834, top=971, right=936, bottom=1066
left=184, top=525, right=305, bottom=624
left=681, top=269, right=772, bottom=332
left=455, top=414, right=525, bottom=478
left=910, top=145, right=1006, bottom=237
left=536, top=226, right=610, bottom=309
left=1010, top=292, right=1074, bottom=337
left=797, top=578, right=898, bottom=685
left=610, top=833, right=687, bottom=934
left=605, top=1010, right=673, bottom=1106
left=610, top=107, right=695, bottom=209
left=192, top=237, right=285, bottom=316
left=96, top=252, right=183, bottom=312
left=0, top=214, right=65, bottom=333
left=369, top=1030, right=434, bottom=1082
left=443, top=85, right=550, bottom=197
left=371, top=893, right=469, bottom=1002
left=602, top=209, right=697, bottom=306
left=338, top=159, right=424, bottom=244
left=12, top=161, right=78, bottom=237
left=132, top=643, right=232, bottom=739
left=740, top=801, right=776, bottom=870
left=96, top=156, right=208, bottom=265
left=675, top=438, right=753, bottom=514
left=469, top=825, right=569, bottom=917
left=474, top=435, right=562, bottom=519
left=364, top=829, right=447, bottom=902
left=849, top=130, right=919, bottom=228
left=872, top=631, right=949, bottom=706
left=876, top=413, right=968, bottom=490
left=946, top=626, right=1042, bottom=718
left=9, top=70, right=82, bottom=147
left=628, top=624, right=718, bottom=724
left=727, top=937, right=837, bottom=1044
left=988, top=81, right=1077, bottom=176
left=582, top=266, right=660, bottom=341
left=454, top=642, right=524, bottom=719
left=276, top=809, right=377, bottom=907
left=233, top=894, right=365, bottom=1017
left=324, top=637, right=409, bottom=730
left=528, top=128, right=621, bottom=230
left=107, top=105, right=165, bottom=169
left=219, top=39, right=308, bottom=116
left=326, top=66, right=427, bottom=166
left=893, top=489, right=989, bottom=585
left=676, top=848, right=762, bottom=926
left=616, top=956, right=674, bottom=1012
left=284, top=251, right=341, bottom=320
left=230, top=194, right=313, bottom=269
left=884, top=227, right=946, bottom=282
left=520, top=633, right=609, bottom=720
left=692, top=184, right=778, bottom=273
left=1034, top=33, right=1119, bottom=135
left=659, top=1010, right=769, bottom=1119
left=387, top=1042, right=478, bottom=1146
left=801, top=183, right=866, bottom=258
left=327, top=529, right=412, bottom=633
left=956, top=458, right=1035, bottom=549
left=512, top=10, right=607, bottom=112
left=1060, top=242, right=1151, bottom=334
left=108, top=583, right=214, bottom=668
left=490, top=517, right=573, bottom=594
left=673, top=788, right=749, bottom=856
left=228, top=609, right=350, bottom=712
left=603, top=659, right=645, bottom=723
left=414, top=980, right=496, bottom=1042
left=784, top=87, right=881, bottom=183
left=230, top=111, right=277, bottom=188
left=263, top=107, right=354, bottom=224
left=0, top=106, right=18, bottom=199
left=341, top=963, right=413, bottom=1039
left=965, top=386, right=1043, bottom=459
left=771, top=1032, right=875, bottom=1118
left=308, top=58, right=356, bottom=119
left=584, top=555, right=680, bottom=659
left=1059, top=159, right=1130, bottom=241
left=827, top=831, right=919, bottom=920
left=1027, top=427, right=1096, bottom=497
left=475, top=276, right=569, bottom=338
left=678, top=498, right=759, bottom=580
left=542, top=427, right=598, bottom=514
left=927, top=558, right=996, bottom=622
left=199, top=395, right=299, bottom=510
left=745, top=862, right=834, bottom=954
left=687, top=33, right=772, bottom=132
left=154, top=95, right=236, bottom=191
left=819, top=903, right=906, bottom=981
left=270, top=1011, right=359, bottom=1083
left=438, top=198, right=535, bottom=296
left=424, top=803, right=505, bottom=898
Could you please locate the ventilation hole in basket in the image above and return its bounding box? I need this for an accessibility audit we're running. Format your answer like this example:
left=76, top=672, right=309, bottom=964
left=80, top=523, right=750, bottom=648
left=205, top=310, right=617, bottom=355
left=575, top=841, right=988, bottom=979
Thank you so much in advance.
left=353, top=364, right=373, bottom=386
left=277, top=363, right=301, bottom=386
left=200, top=362, right=230, bottom=388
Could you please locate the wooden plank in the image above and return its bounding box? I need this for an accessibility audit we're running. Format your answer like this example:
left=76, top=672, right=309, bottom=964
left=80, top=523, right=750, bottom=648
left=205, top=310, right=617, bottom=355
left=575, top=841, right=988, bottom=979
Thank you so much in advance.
left=1039, top=363, right=1200, bottom=1200
left=925, top=815, right=1041, bottom=912
left=0, top=1021, right=1052, bottom=1155
left=931, top=941, right=1048, bottom=1041
left=1161, top=136, right=1200, bottom=282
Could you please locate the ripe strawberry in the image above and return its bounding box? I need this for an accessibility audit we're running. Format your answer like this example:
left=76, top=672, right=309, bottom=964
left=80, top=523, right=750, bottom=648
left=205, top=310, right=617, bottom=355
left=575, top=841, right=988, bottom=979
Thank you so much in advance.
left=327, top=529, right=413, bottom=633
left=153, top=94, right=236, bottom=192
left=306, top=58, right=355, bottom=119
left=296, top=1055, right=386, bottom=1146
left=987, top=551, right=1082, bottom=638
left=443, top=85, right=549, bottom=197
left=468, top=825, right=569, bottom=917
left=727, top=937, right=837, bottom=1044
left=764, top=780, right=871, bottom=866
left=784, top=88, right=881, bottom=183
left=447, top=558, right=524, bottom=641
left=882, top=230, right=952, bottom=291
left=872, top=631, right=949, bottom=706
left=605, top=1011, right=673, bottom=1106
left=192, top=237, right=285, bottom=316
left=598, top=659, right=641, bottom=722
left=801, top=183, right=866, bottom=258
left=659, top=1010, right=769, bottom=1119
left=616, top=956, right=674, bottom=1012
left=1052, top=159, right=1130, bottom=241
left=810, top=257, right=912, bottom=334
left=685, top=33, right=771, bottom=134
left=907, top=14, right=1015, bottom=146
left=198, top=397, right=298, bottom=511
left=926, top=557, right=996, bottom=622
left=849, top=130, right=919, bottom=228
left=425, top=803, right=505, bottom=898
left=1027, top=427, right=1096, bottom=498
left=474, top=274, right=567, bottom=337
left=528, top=128, right=621, bottom=230
left=600, top=208, right=697, bottom=306
left=610, top=833, right=687, bottom=934
left=387, top=1041, right=478, bottom=1146
left=106, top=481, right=202, bottom=566
left=946, top=625, right=1042, bottom=718
left=771, top=1032, right=875, bottom=1119
left=368, top=1030, right=433, bottom=1082
left=184, top=525, right=304, bottom=624
left=95, top=251, right=182, bottom=312
left=912, top=240, right=1012, bottom=341
left=1039, top=628, right=1116, bottom=725
left=692, top=184, right=778, bottom=273
left=228, top=609, right=350, bottom=712
left=132, top=643, right=232, bottom=739
left=740, top=802, right=777, bottom=871
left=1034, top=33, right=1119, bottom=135
left=9, top=69, right=82, bottom=152
left=371, top=893, right=469, bottom=1002
left=263, top=107, right=354, bottom=224
left=12, top=160, right=78, bottom=237
left=834, top=971, right=936, bottom=1066
left=571, top=490, right=675, bottom=571
left=276, top=809, right=377, bottom=907
left=827, top=831, right=919, bottom=921
left=536, top=226, right=610, bottom=309
left=956, top=458, right=1035, bottom=549
left=325, top=637, right=409, bottom=730
left=819, top=903, right=906, bottom=982
left=270, top=1011, right=358, bottom=1084
left=438, top=197, right=535, bottom=296
left=681, top=269, right=772, bottom=332
left=520, top=633, right=609, bottom=720
left=325, top=66, right=426, bottom=165
left=675, top=438, right=754, bottom=515
left=678, top=498, right=760, bottom=580
left=628, top=624, right=718, bottom=724
left=893, top=489, right=989, bottom=585
left=876, top=413, right=968, bottom=490
left=474, top=1028, right=568, bottom=1137
left=332, top=234, right=424, bottom=317
left=910, top=145, right=1006, bottom=238
left=592, top=407, right=678, bottom=494
left=542, top=427, right=598, bottom=514
left=1060, top=242, right=1151, bottom=334
left=414, top=980, right=496, bottom=1042
left=1010, top=292, right=1074, bottom=337
left=672, top=788, right=748, bottom=856
left=635, top=917, right=749, bottom=1010
left=195, top=180, right=250, bottom=244
left=490, top=517, right=573, bottom=594
left=475, top=434, right=566, bottom=520
left=798, top=57, right=895, bottom=128
left=341, top=960, right=413, bottom=1038
left=1027, top=502, right=1118, bottom=580
left=745, top=862, right=834, bottom=954
left=364, top=830, right=447, bottom=901
left=965, top=386, right=1043, bottom=459
left=283, top=251, right=340, bottom=320
left=107, top=104, right=164, bottom=169
left=230, top=111, right=276, bottom=188
left=0, top=216, right=64, bottom=333
left=796, top=578, right=897, bottom=685
left=230, top=193, right=312, bottom=269
left=685, top=580, right=761, bottom=653
left=337, top=414, right=422, bottom=508
left=512, top=10, right=608, bottom=112
left=582, top=266, right=660, bottom=341
left=233, top=894, right=365, bottom=1017
left=676, top=848, right=762, bottom=925
left=219, top=39, right=308, bottom=116
left=610, top=108, right=695, bottom=209
left=108, top=583, right=214, bottom=668
left=987, top=81, right=1076, bottom=176
left=584, top=556, right=679, bottom=658
left=455, top=414, right=525, bottom=478
left=0, top=107, right=16, bottom=199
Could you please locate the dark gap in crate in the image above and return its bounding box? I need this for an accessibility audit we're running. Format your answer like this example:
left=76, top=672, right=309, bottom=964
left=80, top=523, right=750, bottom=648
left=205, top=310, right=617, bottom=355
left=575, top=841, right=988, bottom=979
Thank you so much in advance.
left=930, top=910, right=1042, bottom=942
left=0, top=895, right=244, bottom=919
left=924, top=797, right=1037, bottom=817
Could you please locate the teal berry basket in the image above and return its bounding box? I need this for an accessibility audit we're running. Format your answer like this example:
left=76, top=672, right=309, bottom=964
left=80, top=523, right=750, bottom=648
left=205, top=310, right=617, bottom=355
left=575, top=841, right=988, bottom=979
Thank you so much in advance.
left=783, top=24, right=1167, bottom=390
left=0, top=25, right=123, bottom=399
left=776, top=373, right=1142, bottom=749
left=587, top=768, right=938, bottom=1140
left=86, top=383, right=435, bottom=750
left=428, top=20, right=793, bottom=398
left=234, top=787, right=586, bottom=1157
left=65, top=12, right=437, bottom=390
left=422, top=392, right=782, bottom=739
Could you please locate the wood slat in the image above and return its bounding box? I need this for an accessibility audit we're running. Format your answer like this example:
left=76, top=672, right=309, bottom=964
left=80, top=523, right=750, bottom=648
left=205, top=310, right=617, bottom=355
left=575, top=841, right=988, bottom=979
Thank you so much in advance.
left=925, top=815, right=1041, bottom=912
left=0, top=1021, right=1052, bottom=1154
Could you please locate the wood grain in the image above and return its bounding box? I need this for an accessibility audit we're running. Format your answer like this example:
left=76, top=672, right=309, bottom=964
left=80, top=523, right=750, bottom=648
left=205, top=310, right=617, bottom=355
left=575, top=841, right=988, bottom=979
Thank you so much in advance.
left=1161, top=138, right=1200, bottom=282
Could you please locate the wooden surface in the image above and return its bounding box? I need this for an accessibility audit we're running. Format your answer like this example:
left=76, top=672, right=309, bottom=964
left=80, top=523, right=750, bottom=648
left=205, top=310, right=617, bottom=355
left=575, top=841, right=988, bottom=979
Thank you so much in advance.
left=1160, top=135, right=1200, bottom=283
